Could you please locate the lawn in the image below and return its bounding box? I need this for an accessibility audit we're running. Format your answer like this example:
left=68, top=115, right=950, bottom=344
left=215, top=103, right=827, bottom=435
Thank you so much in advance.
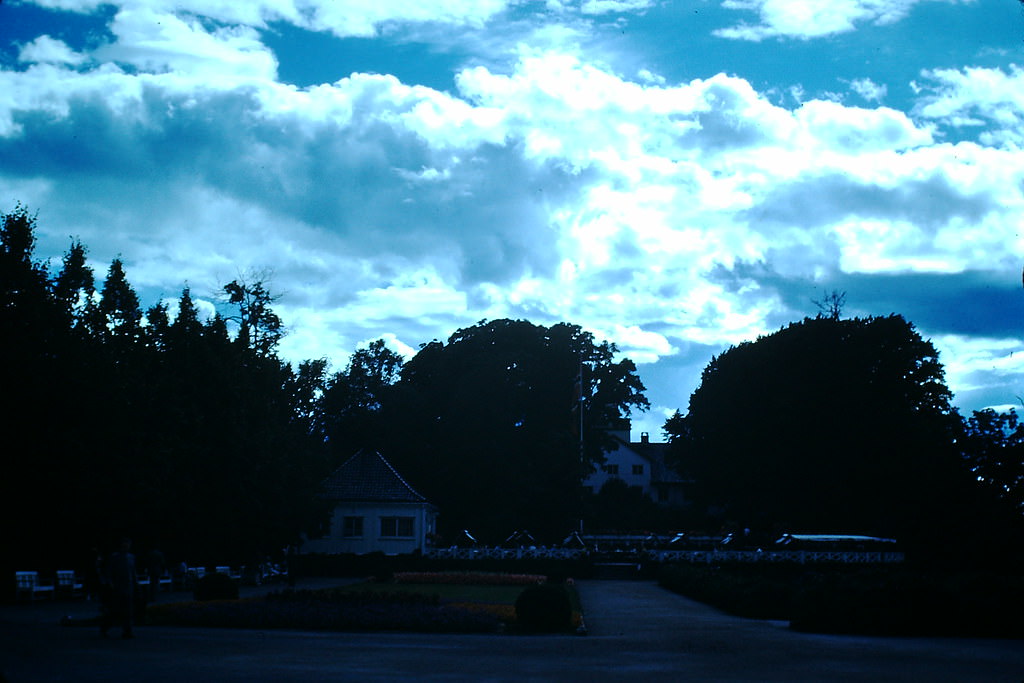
left=147, top=572, right=582, bottom=634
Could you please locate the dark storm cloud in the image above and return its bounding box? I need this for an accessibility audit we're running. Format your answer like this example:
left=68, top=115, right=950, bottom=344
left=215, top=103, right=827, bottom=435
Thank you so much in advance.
left=0, top=79, right=585, bottom=287
left=708, top=259, right=1023, bottom=339
left=746, top=171, right=996, bottom=230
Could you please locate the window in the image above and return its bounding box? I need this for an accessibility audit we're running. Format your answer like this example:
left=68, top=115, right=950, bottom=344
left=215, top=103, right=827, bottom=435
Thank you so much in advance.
left=342, top=516, right=364, bottom=538
left=603, top=464, right=619, bottom=475
left=380, top=516, right=415, bottom=538
left=632, top=464, right=644, bottom=476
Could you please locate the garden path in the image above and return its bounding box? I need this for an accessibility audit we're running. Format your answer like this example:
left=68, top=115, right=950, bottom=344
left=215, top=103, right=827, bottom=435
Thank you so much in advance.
left=1, top=578, right=1021, bottom=681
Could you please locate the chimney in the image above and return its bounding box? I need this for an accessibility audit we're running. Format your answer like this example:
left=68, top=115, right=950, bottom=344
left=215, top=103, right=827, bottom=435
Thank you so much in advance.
left=641, top=432, right=649, bottom=444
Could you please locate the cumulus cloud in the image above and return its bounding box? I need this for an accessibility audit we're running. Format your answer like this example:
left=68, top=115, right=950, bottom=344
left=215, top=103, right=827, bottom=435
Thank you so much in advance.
left=849, top=77, right=887, bottom=103
left=914, top=65, right=1024, bottom=146
left=715, top=0, right=970, bottom=41
left=580, top=0, right=656, bottom=14
left=26, top=0, right=513, bottom=38
left=18, top=35, right=87, bottom=65
left=2, top=0, right=1023, bottom=418
left=94, top=8, right=279, bottom=80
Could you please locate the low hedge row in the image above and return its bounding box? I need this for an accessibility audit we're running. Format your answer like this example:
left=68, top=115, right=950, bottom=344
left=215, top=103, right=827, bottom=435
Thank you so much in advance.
left=148, top=587, right=504, bottom=633
left=293, top=553, right=595, bottom=581
left=789, top=569, right=1024, bottom=637
left=658, top=564, right=1024, bottom=638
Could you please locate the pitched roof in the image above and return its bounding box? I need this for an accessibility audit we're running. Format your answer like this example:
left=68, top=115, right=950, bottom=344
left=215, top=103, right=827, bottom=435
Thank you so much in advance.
left=320, top=450, right=431, bottom=504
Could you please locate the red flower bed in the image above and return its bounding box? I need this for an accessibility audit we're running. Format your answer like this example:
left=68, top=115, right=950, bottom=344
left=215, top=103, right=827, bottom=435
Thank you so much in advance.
left=393, top=571, right=546, bottom=586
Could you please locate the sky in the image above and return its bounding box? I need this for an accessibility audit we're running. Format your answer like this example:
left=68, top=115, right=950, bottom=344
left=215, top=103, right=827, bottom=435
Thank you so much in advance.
left=2, top=0, right=1024, bottom=439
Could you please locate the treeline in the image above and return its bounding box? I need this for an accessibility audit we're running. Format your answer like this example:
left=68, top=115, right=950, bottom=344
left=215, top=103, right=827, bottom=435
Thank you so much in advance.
left=5, top=203, right=1021, bottom=573
left=1, top=206, right=649, bottom=572
left=663, top=309, right=1024, bottom=568
left=1, top=206, right=331, bottom=571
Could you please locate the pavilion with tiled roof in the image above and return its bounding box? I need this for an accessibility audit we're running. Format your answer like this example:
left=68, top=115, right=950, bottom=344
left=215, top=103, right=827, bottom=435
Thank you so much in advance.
left=320, top=450, right=430, bottom=504
left=302, top=450, right=438, bottom=556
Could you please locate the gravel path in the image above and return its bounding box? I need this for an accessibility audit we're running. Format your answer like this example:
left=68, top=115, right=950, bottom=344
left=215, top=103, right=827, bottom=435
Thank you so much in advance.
left=1, top=579, right=1021, bottom=681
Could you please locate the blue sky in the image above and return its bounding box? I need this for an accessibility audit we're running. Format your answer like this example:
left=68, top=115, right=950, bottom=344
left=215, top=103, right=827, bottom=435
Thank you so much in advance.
left=2, top=0, right=1024, bottom=438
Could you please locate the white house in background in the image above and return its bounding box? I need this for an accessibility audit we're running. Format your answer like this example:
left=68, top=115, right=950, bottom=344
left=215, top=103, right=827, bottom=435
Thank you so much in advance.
left=302, top=450, right=438, bottom=556
left=582, top=422, right=689, bottom=506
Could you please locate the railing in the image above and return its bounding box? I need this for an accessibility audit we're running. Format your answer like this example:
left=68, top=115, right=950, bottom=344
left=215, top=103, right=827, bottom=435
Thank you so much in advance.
left=423, top=547, right=904, bottom=564
left=649, top=549, right=905, bottom=564
left=425, top=547, right=587, bottom=561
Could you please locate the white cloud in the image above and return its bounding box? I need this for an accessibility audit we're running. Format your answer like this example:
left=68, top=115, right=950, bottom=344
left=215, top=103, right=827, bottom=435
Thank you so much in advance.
left=931, top=334, right=1024, bottom=410
left=23, top=0, right=514, bottom=36
left=18, top=36, right=87, bottom=65
left=94, top=8, right=279, bottom=80
left=794, top=99, right=932, bottom=151
left=915, top=65, right=1024, bottom=146
left=3, top=2, right=1024, bottom=417
left=715, top=0, right=970, bottom=41
left=580, top=0, right=656, bottom=14
left=849, top=77, right=887, bottom=103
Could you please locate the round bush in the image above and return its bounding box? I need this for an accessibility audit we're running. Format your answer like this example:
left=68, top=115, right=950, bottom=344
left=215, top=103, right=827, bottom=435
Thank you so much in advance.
left=514, top=584, right=572, bottom=633
left=194, top=573, right=239, bottom=601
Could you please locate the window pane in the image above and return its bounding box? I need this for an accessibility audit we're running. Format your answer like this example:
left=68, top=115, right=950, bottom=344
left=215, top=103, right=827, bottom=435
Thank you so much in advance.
left=397, top=517, right=414, bottom=537
left=380, top=516, right=415, bottom=537
left=343, top=516, right=363, bottom=538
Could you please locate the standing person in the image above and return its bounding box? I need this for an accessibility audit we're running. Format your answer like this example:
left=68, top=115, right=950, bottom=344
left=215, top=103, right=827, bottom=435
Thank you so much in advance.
left=146, top=547, right=165, bottom=602
left=101, top=538, right=137, bottom=639
left=84, top=546, right=104, bottom=603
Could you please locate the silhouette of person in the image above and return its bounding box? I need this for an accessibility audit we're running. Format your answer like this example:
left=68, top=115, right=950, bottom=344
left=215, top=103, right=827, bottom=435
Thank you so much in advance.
left=146, top=547, right=165, bottom=602
left=101, top=538, right=137, bottom=639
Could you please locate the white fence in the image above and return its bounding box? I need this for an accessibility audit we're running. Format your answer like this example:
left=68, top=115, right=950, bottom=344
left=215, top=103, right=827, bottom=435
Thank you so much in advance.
left=424, top=547, right=904, bottom=564
left=649, top=549, right=905, bottom=564
left=425, top=547, right=586, bottom=561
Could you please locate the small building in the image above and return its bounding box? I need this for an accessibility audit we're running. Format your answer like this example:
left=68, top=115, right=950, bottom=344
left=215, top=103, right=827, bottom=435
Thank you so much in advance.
left=582, top=422, right=689, bottom=506
left=302, top=450, right=438, bottom=556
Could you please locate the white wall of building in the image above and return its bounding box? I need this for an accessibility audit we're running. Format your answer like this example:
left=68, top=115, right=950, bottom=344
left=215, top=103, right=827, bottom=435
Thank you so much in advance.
left=302, top=501, right=436, bottom=555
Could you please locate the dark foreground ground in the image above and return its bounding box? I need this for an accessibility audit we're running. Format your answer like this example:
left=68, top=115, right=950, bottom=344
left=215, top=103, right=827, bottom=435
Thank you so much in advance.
left=1, top=579, right=1021, bottom=682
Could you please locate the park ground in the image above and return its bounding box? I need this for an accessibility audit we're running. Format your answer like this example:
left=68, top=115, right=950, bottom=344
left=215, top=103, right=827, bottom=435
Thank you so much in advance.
left=1, top=578, right=1022, bottom=682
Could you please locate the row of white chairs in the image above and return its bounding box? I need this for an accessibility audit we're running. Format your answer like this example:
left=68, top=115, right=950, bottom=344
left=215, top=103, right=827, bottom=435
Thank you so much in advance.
left=14, top=570, right=80, bottom=601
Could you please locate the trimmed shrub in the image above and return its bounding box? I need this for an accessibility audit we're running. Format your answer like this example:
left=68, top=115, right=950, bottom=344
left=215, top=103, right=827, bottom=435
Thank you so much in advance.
left=194, top=572, right=239, bottom=602
left=789, top=569, right=1024, bottom=637
left=514, top=584, right=573, bottom=633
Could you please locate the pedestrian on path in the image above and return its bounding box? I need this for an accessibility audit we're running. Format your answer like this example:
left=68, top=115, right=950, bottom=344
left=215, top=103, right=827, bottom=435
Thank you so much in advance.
left=100, top=538, right=136, bottom=639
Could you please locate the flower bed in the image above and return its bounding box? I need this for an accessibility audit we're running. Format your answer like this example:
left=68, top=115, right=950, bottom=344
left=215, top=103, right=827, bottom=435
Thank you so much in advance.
left=146, top=575, right=586, bottom=634
left=393, top=571, right=546, bottom=586
left=147, top=588, right=504, bottom=633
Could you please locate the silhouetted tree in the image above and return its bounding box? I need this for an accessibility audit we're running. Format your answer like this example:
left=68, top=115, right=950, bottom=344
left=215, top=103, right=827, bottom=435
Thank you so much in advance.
left=380, top=319, right=648, bottom=543
left=962, top=408, right=1024, bottom=515
left=98, top=258, right=141, bottom=342
left=318, top=339, right=405, bottom=456
left=53, top=240, right=100, bottom=334
left=665, top=314, right=966, bottom=556
left=0, top=207, right=330, bottom=570
left=224, top=276, right=282, bottom=357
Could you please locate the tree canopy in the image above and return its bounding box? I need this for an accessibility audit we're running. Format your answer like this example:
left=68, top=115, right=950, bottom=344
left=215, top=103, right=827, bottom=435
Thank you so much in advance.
left=664, top=313, right=967, bottom=547
left=962, top=408, right=1024, bottom=515
left=372, top=319, right=649, bottom=543
left=0, top=207, right=329, bottom=573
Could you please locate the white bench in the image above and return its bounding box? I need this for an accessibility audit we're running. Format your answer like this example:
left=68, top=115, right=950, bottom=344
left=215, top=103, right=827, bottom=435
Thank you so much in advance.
left=15, top=571, right=55, bottom=601
left=55, top=570, right=83, bottom=598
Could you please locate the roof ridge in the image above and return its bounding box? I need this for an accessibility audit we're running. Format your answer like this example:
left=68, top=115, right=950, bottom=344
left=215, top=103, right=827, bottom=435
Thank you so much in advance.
left=320, top=449, right=431, bottom=504
left=372, top=450, right=429, bottom=501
